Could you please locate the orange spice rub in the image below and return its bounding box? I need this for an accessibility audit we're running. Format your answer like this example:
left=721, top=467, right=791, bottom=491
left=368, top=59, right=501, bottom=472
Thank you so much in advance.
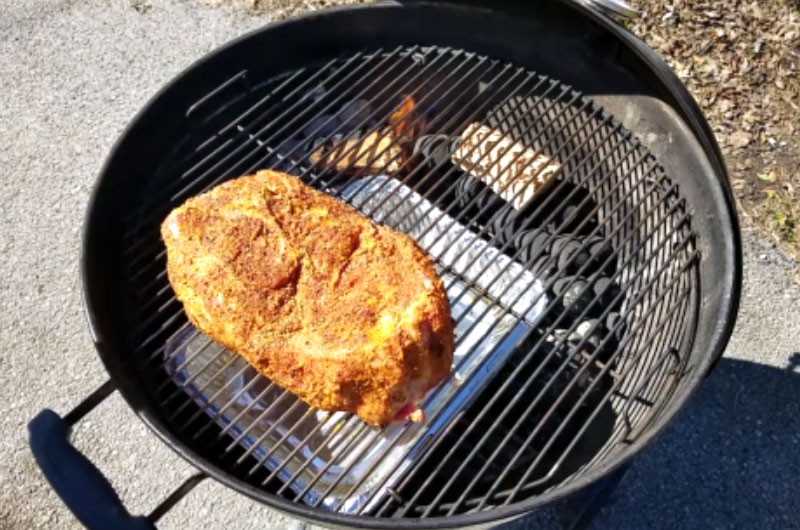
left=161, top=170, right=454, bottom=425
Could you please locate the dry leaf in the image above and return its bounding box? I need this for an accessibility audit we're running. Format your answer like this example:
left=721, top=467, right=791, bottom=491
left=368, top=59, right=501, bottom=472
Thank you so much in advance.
left=757, top=170, right=777, bottom=182
left=729, top=131, right=753, bottom=148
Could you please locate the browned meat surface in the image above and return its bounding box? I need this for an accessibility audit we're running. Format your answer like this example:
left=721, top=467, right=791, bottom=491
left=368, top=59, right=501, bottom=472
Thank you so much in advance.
left=161, top=170, right=454, bottom=425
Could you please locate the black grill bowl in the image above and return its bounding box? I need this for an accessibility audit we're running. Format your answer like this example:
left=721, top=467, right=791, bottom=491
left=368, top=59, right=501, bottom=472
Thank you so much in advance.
left=70, top=1, right=740, bottom=528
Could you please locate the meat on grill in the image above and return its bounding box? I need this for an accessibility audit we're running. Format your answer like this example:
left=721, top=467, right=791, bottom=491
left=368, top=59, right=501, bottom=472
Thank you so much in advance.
left=161, top=170, right=454, bottom=425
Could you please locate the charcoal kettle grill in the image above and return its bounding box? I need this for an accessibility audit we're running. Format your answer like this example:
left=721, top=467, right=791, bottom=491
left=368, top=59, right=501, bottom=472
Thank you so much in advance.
left=29, top=1, right=741, bottom=528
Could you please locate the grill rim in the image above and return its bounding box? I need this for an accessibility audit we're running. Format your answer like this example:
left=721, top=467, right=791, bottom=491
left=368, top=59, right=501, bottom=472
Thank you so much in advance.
left=79, top=2, right=742, bottom=528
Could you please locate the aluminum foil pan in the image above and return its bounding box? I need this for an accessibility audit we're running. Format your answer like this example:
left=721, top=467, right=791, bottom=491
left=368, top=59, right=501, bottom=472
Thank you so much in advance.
left=165, top=175, right=547, bottom=513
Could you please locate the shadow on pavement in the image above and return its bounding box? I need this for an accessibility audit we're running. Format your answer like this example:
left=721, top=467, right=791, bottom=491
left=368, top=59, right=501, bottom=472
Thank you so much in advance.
left=497, top=355, right=800, bottom=529
left=593, top=355, right=800, bottom=529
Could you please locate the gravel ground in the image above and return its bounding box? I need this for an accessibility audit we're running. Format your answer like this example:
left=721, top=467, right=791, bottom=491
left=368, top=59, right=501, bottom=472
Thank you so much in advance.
left=1, top=1, right=798, bottom=529
left=627, top=0, right=800, bottom=258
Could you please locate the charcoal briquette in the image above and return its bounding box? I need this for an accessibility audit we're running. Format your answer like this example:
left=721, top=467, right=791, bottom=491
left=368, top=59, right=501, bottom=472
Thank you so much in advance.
left=569, top=319, right=617, bottom=362
left=550, top=183, right=600, bottom=234
left=550, top=235, right=572, bottom=258
left=559, top=277, right=592, bottom=320
left=414, top=134, right=455, bottom=167
left=557, top=238, right=592, bottom=273
left=489, top=204, right=526, bottom=244
left=302, top=114, right=338, bottom=138
left=606, top=311, right=628, bottom=342
left=513, top=228, right=552, bottom=264
left=588, top=237, right=616, bottom=274
left=337, top=99, right=372, bottom=130
left=592, top=277, right=623, bottom=309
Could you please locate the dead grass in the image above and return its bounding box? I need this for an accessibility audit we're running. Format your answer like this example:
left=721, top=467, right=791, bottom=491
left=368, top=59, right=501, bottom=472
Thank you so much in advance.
left=628, top=0, right=800, bottom=259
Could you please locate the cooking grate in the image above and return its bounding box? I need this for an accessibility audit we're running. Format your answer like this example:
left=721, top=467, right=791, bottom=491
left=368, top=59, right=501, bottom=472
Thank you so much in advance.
left=120, top=46, right=696, bottom=518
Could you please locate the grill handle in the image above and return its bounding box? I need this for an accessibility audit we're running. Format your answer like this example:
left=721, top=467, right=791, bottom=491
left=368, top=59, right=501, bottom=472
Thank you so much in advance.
left=29, top=409, right=155, bottom=530
left=28, top=380, right=205, bottom=529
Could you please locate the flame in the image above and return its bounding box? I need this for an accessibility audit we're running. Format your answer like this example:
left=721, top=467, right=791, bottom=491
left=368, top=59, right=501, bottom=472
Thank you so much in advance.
left=389, top=95, right=422, bottom=142
left=389, top=95, right=416, bottom=125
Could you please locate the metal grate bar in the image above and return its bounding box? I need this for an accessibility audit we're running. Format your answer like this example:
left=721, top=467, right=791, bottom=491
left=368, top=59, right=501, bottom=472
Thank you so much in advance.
left=622, top=263, right=695, bottom=436
left=166, top=361, right=251, bottom=424
left=124, top=47, right=406, bottom=252
left=623, top=207, right=694, bottom=399
left=249, top=412, right=339, bottom=480
left=122, top=62, right=312, bottom=238
left=291, top=423, right=377, bottom=500
left=384, top=204, right=684, bottom=516
left=223, top=386, right=294, bottom=446
left=444, top=235, right=693, bottom=515
left=161, top=345, right=242, bottom=412
left=158, top=344, right=230, bottom=401
left=155, top=336, right=215, bottom=384
left=190, top=377, right=273, bottom=441
left=273, top=421, right=362, bottom=494
left=133, top=313, right=191, bottom=359
left=371, top=173, right=676, bottom=516
left=174, top=364, right=259, bottom=432
left=125, top=45, right=431, bottom=280
left=233, top=399, right=308, bottom=462
left=129, top=60, right=525, bottom=328
left=277, top=92, right=614, bottom=503
left=145, top=327, right=200, bottom=370
left=502, top=289, right=692, bottom=505
left=209, top=380, right=277, bottom=437
left=185, top=70, right=250, bottom=119
left=618, top=347, right=680, bottom=439
left=132, top=60, right=524, bottom=367
left=126, top=47, right=472, bottom=314
left=239, top=98, right=635, bottom=504
left=399, top=193, right=688, bottom=516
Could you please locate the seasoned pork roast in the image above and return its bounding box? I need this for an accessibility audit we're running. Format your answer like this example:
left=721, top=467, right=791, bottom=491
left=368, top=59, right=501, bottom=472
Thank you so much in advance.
left=161, top=170, right=454, bottom=425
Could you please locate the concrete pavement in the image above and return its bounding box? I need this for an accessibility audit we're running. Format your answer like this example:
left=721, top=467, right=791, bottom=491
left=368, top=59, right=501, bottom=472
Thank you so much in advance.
left=1, top=1, right=798, bottom=529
